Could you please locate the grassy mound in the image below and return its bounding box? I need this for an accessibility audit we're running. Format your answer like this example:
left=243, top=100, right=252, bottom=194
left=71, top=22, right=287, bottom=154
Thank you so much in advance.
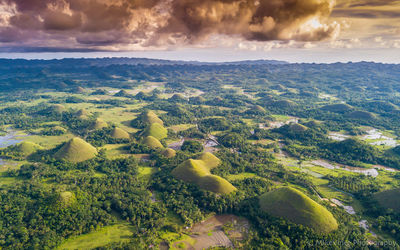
left=171, top=153, right=236, bottom=194
left=373, top=189, right=400, bottom=213
left=348, top=111, right=376, bottom=120
left=76, top=109, right=89, bottom=116
left=143, top=123, right=168, bottom=140
left=190, top=96, right=206, bottom=104
left=172, top=159, right=210, bottom=183
left=131, top=111, right=164, bottom=128
left=198, top=175, right=237, bottom=194
left=253, top=105, right=266, bottom=113
left=321, top=103, right=353, bottom=113
left=73, top=86, right=85, bottom=93
left=305, top=120, right=320, bottom=127
left=53, top=126, right=67, bottom=133
left=289, top=123, right=308, bottom=132
left=144, top=111, right=164, bottom=126
left=368, top=101, right=399, bottom=112
left=90, top=118, right=108, bottom=130
left=49, top=104, right=65, bottom=114
left=162, top=148, right=176, bottom=158
left=198, top=152, right=221, bottom=169
left=142, top=136, right=164, bottom=149
left=259, top=187, right=338, bottom=233
left=12, top=142, right=43, bottom=156
left=271, top=100, right=296, bottom=108
left=76, top=109, right=90, bottom=120
left=169, top=94, right=187, bottom=102
left=55, top=137, right=97, bottom=162
left=111, top=127, right=130, bottom=139
left=114, top=90, right=132, bottom=97
left=58, top=191, right=77, bottom=207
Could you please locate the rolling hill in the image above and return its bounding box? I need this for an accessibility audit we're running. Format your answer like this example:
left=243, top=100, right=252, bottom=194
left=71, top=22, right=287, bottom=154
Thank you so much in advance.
left=259, top=187, right=338, bottom=233
left=141, top=111, right=164, bottom=126
left=142, top=136, right=164, bottom=149
left=90, top=118, right=108, bottom=130
left=111, top=127, right=130, bottom=139
left=162, top=148, right=176, bottom=158
left=10, top=141, right=43, bottom=156
left=348, top=111, right=376, bottom=120
left=172, top=153, right=236, bottom=194
left=321, top=103, right=353, bottom=113
left=142, top=123, right=168, bottom=140
left=54, top=138, right=98, bottom=162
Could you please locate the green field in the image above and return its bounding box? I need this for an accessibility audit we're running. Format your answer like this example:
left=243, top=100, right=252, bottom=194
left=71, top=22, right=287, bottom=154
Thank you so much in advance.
left=58, top=222, right=135, bottom=250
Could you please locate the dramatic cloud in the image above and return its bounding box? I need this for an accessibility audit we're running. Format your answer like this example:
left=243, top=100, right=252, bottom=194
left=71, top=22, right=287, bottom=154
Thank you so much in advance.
left=0, top=0, right=339, bottom=51
left=332, top=9, right=400, bottom=19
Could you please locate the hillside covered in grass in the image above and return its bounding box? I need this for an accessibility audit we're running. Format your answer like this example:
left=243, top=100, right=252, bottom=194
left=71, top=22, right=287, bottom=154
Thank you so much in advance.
left=259, top=187, right=338, bottom=233
left=172, top=153, right=236, bottom=194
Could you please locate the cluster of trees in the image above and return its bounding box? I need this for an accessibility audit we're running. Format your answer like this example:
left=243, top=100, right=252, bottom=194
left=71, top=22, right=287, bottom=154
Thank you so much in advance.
left=327, top=175, right=380, bottom=195
left=276, top=124, right=400, bottom=169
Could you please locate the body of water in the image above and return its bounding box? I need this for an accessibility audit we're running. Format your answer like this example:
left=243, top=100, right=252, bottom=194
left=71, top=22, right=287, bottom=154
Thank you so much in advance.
left=312, top=160, right=380, bottom=177
left=0, top=130, right=23, bottom=148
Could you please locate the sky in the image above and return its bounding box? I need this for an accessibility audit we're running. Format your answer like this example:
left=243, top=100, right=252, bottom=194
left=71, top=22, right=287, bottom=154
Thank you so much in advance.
left=0, top=0, right=399, bottom=63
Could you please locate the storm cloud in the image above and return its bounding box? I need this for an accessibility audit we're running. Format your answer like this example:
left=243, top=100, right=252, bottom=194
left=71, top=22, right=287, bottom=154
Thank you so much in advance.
left=0, top=0, right=339, bottom=51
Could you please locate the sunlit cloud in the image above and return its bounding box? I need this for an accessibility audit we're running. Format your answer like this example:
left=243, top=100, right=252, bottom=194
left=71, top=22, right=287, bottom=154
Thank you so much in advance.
left=0, top=0, right=339, bottom=52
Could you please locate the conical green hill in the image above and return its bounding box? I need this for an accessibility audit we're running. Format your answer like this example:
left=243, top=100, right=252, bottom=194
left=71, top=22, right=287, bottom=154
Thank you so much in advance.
left=90, top=118, right=108, bottom=130
left=172, top=159, right=210, bottom=183
left=254, top=105, right=266, bottom=113
left=114, top=90, right=132, bottom=97
left=12, top=141, right=43, bottom=156
left=143, top=111, right=164, bottom=125
left=289, top=123, right=308, bottom=132
left=143, top=123, right=168, bottom=140
left=198, top=152, right=221, bottom=170
left=305, top=120, right=320, bottom=127
left=348, top=111, right=376, bottom=120
left=162, top=148, right=176, bottom=158
left=271, top=100, right=296, bottom=108
left=199, top=175, right=237, bottom=194
left=58, top=191, right=77, bottom=207
left=49, top=104, right=65, bottom=114
left=73, top=86, right=85, bottom=93
left=259, top=187, right=338, bottom=233
left=321, top=103, right=353, bottom=113
left=76, top=109, right=90, bottom=120
left=131, top=110, right=164, bottom=128
left=169, top=94, right=187, bottom=102
left=142, top=136, right=164, bottom=149
left=76, top=109, right=89, bottom=116
left=111, top=127, right=130, bottom=139
left=54, top=138, right=97, bottom=163
left=171, top=153, right=236, bottom=194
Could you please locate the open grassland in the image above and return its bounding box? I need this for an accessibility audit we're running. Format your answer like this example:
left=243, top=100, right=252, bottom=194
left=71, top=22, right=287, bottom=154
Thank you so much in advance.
left=58, top=222, right=135, bottom=250
left=22, top=134, right=75, bottom=148
left=102, top=144, right=131, bottom=159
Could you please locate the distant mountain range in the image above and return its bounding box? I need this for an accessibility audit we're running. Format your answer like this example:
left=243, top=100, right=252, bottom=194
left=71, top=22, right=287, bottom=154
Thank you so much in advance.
left=0, top=57, right=288, bottom=66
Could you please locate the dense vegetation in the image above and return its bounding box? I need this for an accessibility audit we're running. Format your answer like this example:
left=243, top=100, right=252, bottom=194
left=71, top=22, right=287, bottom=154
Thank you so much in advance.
left=0, top=58, right=399, bottom=249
